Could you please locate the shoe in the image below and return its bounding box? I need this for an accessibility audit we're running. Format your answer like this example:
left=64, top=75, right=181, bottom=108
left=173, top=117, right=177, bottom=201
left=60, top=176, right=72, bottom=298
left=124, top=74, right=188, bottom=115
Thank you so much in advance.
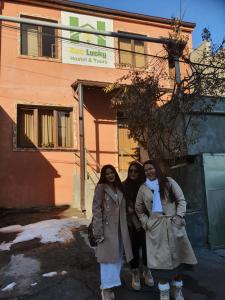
left=109, top=289, right=115, bottom=300
left=101, top=289, right=114, bottom=300
left=143, top=268, right=154, bottom=287
left=160, top=290, right=170, bottom=300
left=158, top=283, right=170, bottom=300
left=171, top=281, right=184, bottom=300
left=131, top=268, right=141, bottom=290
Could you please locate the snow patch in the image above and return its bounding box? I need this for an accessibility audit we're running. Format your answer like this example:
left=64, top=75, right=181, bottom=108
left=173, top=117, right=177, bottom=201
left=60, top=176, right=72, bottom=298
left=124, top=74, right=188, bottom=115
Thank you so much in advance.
left=0, top=225, right=22, bottom=233
left=42, top=271, right=57, bottom=277
left=30, top=282, right=38, bottom=286
left=0, top=218, right=87, bottom=251
left=0, top=254, right=39, bottom=291
left=1, top=282, right=16, bottom=291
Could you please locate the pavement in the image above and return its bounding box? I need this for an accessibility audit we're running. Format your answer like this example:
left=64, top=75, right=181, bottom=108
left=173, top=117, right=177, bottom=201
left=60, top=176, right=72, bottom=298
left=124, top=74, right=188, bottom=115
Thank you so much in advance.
left=0, top=207, right=225, bottom=300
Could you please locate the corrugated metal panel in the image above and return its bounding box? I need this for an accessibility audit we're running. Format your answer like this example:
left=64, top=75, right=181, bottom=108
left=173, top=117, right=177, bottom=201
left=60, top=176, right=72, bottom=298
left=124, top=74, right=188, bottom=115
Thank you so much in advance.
left=203, top=154, right=225, bottom=248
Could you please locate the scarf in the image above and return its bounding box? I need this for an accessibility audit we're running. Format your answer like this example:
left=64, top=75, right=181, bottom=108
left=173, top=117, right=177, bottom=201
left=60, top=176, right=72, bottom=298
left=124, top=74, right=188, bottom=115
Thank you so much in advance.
left=146, top=178, right=163, bottom=212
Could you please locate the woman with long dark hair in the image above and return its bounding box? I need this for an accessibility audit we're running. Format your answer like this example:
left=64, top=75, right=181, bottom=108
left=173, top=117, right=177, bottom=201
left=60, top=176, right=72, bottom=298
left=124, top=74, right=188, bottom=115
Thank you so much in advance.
left=123, top=161, right=154, bottom=290
left=135, top=160, right=197, bottom=300
left=92, top=164, right=133, bottom=300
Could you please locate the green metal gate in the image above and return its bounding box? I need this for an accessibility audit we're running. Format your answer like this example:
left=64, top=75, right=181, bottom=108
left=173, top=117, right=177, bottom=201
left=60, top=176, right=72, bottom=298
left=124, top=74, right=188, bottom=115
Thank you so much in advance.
left=203, top=153, right=225, bottom=248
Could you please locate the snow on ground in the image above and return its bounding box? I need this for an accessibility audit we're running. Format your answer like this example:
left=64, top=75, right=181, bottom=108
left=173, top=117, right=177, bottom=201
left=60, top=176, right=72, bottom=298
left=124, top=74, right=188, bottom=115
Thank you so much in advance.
left=0, top=217, right=89, bottom=251
left=42, top=272, right=57, bottom=278
left=0, top=254, right=40, bottom=292
left=1, top=282, right=16, bottom=292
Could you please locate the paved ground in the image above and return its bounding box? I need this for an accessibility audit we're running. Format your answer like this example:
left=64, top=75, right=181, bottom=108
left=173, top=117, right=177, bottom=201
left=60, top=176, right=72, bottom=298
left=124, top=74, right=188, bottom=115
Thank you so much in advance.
left=0, top=207, right=225, bottom=300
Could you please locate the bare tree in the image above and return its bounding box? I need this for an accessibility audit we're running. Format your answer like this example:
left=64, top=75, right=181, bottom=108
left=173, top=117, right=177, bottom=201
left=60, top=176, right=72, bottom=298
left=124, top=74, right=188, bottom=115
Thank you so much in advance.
left=106, top=20, right=225, bottom=161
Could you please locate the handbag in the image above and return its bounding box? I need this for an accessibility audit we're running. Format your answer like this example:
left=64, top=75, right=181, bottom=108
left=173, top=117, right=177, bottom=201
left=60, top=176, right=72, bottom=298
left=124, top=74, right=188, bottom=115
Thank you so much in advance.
left=87, top=219, right=97, bottom=247
left=88, top=187, right=105, bottom=247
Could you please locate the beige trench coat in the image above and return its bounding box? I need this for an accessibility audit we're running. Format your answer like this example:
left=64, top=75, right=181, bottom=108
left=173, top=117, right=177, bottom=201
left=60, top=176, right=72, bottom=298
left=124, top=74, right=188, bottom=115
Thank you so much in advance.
left=92, top=183, right=133, bottom=264
left=135, top=177, right=197, bottom=270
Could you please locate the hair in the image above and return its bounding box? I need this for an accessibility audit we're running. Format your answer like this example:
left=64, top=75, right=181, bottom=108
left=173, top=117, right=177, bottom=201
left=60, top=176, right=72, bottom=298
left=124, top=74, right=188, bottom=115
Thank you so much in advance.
left=143, top=159, right=169, bottom=200
left=123, top=161, right=145, bottom=205
left=125, top=161, right=145, bottom=184
left=98, top=164, right=123, bottom=192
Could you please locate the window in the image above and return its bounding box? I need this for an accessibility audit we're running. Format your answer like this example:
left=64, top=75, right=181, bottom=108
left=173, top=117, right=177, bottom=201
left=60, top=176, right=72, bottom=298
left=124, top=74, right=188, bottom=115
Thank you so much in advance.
left=17, top=106, right=73, bottom=149
left=118, top=34, right=146, bottom=68
left=20, top=16, right=57, bottom=58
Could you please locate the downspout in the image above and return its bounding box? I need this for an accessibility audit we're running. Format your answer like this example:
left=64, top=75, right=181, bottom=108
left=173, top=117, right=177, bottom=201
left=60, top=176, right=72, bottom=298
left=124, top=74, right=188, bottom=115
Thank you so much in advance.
left=0, top=1, right=4, bottom=65
left=72, top=83, right=86, bottom=212
left=78, top=83, right=86, bottom=212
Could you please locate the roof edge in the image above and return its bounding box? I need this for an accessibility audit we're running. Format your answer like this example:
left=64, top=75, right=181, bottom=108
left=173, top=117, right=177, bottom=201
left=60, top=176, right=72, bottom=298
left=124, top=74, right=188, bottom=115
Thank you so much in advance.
left=6, top=0, right=196, bottom=29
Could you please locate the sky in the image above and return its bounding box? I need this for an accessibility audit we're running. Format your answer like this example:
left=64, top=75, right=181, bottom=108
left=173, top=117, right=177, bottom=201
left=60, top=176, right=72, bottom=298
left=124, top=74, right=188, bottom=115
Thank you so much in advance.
left=72, top=0, right=225, bottom=49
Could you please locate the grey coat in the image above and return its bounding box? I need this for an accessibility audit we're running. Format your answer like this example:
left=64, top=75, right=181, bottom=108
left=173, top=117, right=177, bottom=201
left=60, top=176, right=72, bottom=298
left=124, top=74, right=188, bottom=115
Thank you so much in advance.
left=135, top=177, right=197, bottom=270
left=92, top=183, right=133, bottom=264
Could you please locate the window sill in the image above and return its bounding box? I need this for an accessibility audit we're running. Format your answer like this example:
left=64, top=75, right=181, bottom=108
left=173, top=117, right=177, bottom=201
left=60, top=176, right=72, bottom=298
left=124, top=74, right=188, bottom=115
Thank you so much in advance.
left=18, top=55, right=61, bottom=63
left=115, top=63, right=146, bottom=70
left=14, top=147, right=77, bottom=152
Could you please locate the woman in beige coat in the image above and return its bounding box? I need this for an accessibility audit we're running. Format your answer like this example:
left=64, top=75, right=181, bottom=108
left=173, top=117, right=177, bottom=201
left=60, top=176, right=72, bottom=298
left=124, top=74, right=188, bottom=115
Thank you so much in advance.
left=135, top=160, right=197, bottom=300
left=92, top=164, right=133, bottom=300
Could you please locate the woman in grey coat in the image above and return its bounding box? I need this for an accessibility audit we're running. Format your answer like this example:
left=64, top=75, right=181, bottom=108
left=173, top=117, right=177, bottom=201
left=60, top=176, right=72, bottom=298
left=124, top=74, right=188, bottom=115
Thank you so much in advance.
left=135, top=160, right=197, bottom=300
left=92, top=164, right=133, bottom=300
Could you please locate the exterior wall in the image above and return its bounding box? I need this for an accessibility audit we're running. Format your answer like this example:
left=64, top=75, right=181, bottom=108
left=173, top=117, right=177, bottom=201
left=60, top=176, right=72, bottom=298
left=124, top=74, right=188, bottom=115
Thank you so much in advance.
left=187, top=98, right=225, bottom=155
left=0, top=0, right=194, bottom=209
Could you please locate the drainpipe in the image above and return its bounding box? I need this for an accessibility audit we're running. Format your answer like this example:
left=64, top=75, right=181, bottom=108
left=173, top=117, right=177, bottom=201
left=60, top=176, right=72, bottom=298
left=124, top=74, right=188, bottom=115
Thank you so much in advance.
left=174, top=56, right=181, bottom=84
left=78, top=83, right=86, bottom=212
left=0, top=1, right=4, bottom=64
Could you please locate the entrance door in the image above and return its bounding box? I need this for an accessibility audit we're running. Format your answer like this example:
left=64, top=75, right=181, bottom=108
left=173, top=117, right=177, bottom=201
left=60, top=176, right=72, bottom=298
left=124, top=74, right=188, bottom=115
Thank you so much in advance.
left=118, top=124, right=139, bottom=171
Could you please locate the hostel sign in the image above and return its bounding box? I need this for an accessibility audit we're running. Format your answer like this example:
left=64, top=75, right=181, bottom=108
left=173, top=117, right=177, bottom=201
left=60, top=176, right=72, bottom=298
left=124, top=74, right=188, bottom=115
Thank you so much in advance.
left=61, top=12, right=115, bottom=68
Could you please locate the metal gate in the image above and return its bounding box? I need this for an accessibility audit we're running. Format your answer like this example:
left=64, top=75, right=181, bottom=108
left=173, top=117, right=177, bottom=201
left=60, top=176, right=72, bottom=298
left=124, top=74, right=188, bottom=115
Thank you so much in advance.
left=203, top=153, right=225, bottom=248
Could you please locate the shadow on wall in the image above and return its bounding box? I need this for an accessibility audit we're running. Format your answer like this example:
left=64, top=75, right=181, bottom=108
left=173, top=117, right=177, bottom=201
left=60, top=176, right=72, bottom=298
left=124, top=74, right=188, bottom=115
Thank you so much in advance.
left=0, top=106, right=60, bottom=208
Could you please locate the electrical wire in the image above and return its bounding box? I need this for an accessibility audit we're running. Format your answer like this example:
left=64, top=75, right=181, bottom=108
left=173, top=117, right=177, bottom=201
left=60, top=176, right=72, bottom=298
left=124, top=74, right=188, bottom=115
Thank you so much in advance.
left=1, top=23, right=225, bottom=71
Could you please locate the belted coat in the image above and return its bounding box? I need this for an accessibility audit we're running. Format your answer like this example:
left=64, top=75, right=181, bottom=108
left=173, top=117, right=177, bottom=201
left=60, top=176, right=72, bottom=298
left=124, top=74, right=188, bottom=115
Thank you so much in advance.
left=92, top=183, right=133, bottom=264
left=135, top=177, right=197, bottom=270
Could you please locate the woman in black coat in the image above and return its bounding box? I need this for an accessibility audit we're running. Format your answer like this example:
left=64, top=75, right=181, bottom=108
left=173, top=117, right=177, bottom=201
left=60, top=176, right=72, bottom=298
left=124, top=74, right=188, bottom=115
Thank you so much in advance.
left=123, top=161, right=154, bottom=290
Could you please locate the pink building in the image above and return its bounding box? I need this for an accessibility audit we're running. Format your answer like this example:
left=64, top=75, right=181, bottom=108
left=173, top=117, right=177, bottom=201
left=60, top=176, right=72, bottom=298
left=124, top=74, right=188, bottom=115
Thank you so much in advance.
left=0, top=0, right=195, bottom=212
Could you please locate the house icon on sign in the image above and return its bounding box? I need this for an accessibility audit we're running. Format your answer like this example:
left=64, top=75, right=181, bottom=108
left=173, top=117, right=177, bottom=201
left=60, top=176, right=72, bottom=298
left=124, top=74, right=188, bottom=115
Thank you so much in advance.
left=70, top=17, right=106, bottom=46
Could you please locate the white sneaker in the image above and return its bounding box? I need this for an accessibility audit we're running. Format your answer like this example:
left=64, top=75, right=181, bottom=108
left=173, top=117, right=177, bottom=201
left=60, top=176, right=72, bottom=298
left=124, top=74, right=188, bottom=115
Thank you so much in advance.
left=131, top=269, right=141, bottom=290
left=160, top=290, right=170, bottom=300
left=171, top=281, right=185, bottom=300
left=158, top=283, right=170, bottom=300
left=101, top=289, right=114, bottom=300
left=143, top=269, right=154, bottom=287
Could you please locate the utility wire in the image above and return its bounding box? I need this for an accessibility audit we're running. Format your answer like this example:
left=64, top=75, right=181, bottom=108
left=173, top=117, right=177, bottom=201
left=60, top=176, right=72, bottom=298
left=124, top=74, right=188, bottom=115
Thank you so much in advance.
left=1, top=23, right=225, bottom=71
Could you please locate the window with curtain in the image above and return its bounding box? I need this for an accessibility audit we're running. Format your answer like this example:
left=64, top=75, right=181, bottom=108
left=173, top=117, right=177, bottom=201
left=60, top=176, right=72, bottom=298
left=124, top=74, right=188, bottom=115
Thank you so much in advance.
left=17, top=106, right=72, bottom=149
left=58, top=111, right=71, bottom=148
left=118, top=33, right=146, bottom=68
left=17, top=108, right=35, bottom=148
left=39, top=110, right=54, bottom=147
left=20, top=16, right=57, bottom=58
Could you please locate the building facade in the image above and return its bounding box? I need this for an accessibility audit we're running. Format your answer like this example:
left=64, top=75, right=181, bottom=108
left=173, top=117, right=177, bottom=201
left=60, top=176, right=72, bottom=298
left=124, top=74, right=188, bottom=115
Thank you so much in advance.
left=0, top=0, right=195, bottom=211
